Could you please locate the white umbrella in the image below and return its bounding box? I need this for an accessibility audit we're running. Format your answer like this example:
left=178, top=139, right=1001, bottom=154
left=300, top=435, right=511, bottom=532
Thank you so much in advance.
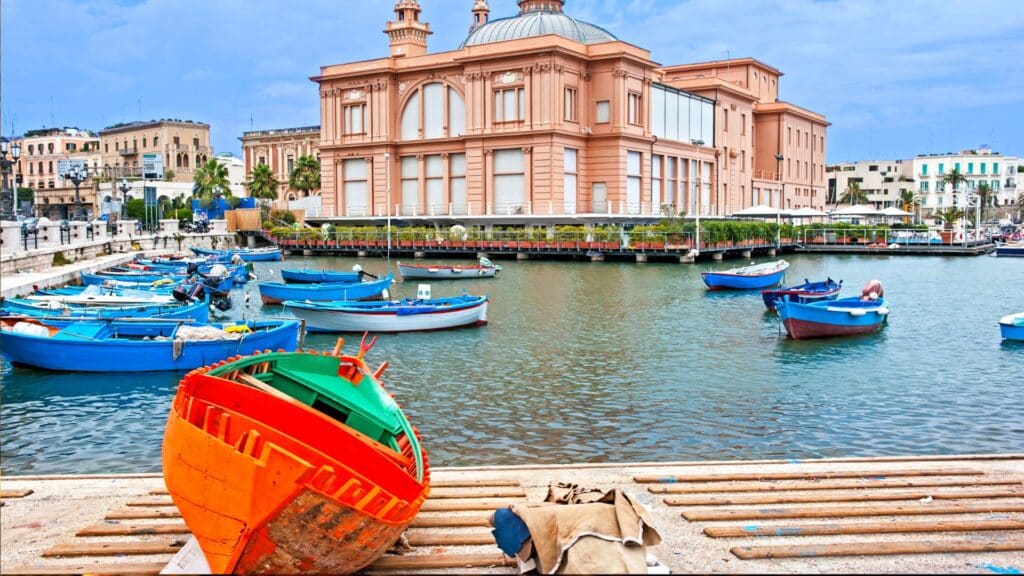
left=877, top=206, right=914, bottom=217
left=730, top=205, right=791, bottom=217
left=831, top=204, right=879, bottom=216
left=790, top=207, right=828, bottom=218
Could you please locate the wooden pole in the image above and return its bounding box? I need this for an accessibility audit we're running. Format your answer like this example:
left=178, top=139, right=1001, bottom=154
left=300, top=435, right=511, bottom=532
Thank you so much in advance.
left=665, top=487, right=1024, bottom=506
left=647, top=476, right=1022, bottom=494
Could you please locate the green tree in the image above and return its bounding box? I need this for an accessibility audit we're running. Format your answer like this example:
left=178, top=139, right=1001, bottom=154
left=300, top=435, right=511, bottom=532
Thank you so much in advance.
left=975, top=182, right=994, bottom=220
left=940, top=167, right=968, bottom=200
left=192, top=158, right=231, bottom=207
left=247, top=163, right=279, bottom=207
left=163, top=169, right=176, bottom=182
left=840, top=181, right=869, bottom=205
left=124, top=198, right=145, bottom=220
left=287, top=154, right=320, bottom=197
left=899, top=189, right=916, bottom=211
left=933, top=207, right=964, bottom=230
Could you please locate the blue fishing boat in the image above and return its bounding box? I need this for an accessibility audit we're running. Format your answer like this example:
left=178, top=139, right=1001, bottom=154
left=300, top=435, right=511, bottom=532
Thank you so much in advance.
left=191, top=246, right=282, bottom=262
left=776, top=296, right=889, bottom=340
left=701, top=260, right=789, bottom=291
left=280, top=269, right=362, bottom=284
left=0, top=318, right=300, bottom=372
left=285, top=294, right=488, bottom=333
left=258, top=274, right=393, bottom=305
left=1, top=296, right=209, bottom=323
left=761, top=278, right=843, bottom=310
left=83, top=272, right=187, bottom=286
left=999, top=312, right=1024, bottom=341
left=134, top=260, right=253, bottom=284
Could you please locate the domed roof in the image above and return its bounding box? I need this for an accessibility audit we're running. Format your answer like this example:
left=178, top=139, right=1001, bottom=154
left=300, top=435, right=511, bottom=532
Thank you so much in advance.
left=460, top=8, right=617, bottom=48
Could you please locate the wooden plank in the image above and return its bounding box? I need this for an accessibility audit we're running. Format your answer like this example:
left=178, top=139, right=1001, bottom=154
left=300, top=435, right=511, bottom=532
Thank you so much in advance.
left=420, top=499, right=521, bottom=512
left=125, top=498, right=175, bottom=507
left=410, top=513, right=492, bottom=528
left=406, top=531, right=495, bottom=546
left=666, top=487, right=1024, bottom=506
left=42, top=539, right=187, bottom=558
left=648, top=476, right=1023, bottom=494
left=148, top=489, right=169, bottom=496
left=76, top=523, right=191, bottom=537
left=370, top=553, right=512, bottom=569
left=431, top=479, right=520, bottom=488
left=5, top=562, right=168, bottom=575
left=0, top=489, right=34, bottom=498
left=730, top=537, right=1024, bottom=559
left=704, top=518, right=1024, bottom=538
left=635, top=468, right=983, bottom=484
left=106, top=509, right=182, bottom=520
left=682, top=501, right=1024, bottom=521
left=428, top=488, right=527, bottom=499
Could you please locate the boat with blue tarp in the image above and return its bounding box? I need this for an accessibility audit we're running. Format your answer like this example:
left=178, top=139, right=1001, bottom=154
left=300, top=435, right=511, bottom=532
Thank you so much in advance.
left=701, top=260, right=789, bottom=290
left=1, top=296, right=210, bottom=323
left=0, top=318, right=300, bottom=372
left=284, top=293, right=488, bottom=333
left=776, top=292, right=889, bottom=340
left=999, top=312, right=1024, bottom=341
left=761, top=278, right=842, bottom=310
left=258, top=274, right=393, bottom=305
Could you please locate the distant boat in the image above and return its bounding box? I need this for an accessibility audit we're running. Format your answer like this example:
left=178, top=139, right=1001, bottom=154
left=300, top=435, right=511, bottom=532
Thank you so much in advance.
left=999, top=312, right=1024, bottom=341
left=191, top=246, right=282, bottom=262
left=0, top=319, right=300, bottom=372
left=776, top=296, right=889, bottom=340
left=398, top=258, right=501, bottom=280
left=761, top=278, right=842, bottom=310
left=280, top=268, right=362, bottom=284
left=85, top=271, right=187, bottom=284
left=701, top=260, right=790, bottom=290
left=285, top=294, right=488, bottom=333
left=258, top=274, right=394, bottom=305
left=995, top=242, right=1024, bottom=257
left=1, top=296, right=209, bottom=323
left=162, top=344, right=429, bottom=573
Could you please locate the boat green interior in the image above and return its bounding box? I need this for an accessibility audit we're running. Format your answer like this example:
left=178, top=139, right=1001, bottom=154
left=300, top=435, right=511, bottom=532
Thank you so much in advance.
left=206, top=352, right=424, bottom=480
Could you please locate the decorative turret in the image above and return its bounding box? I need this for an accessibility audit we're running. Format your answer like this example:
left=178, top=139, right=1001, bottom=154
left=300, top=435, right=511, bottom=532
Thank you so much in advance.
left=471, top=0, right=490, bottom=31
left=518, top=0, right=564, bottom=13
left=384, top=0, right=432, bottom=58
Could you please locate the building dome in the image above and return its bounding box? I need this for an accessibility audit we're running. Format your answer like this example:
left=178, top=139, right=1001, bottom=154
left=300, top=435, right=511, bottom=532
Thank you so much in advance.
left=460, top=1, right=617, bottom=48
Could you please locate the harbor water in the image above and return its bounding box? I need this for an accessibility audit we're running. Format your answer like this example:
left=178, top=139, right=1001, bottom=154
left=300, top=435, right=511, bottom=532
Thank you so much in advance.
left=1, top=253, right=1022, bottom=474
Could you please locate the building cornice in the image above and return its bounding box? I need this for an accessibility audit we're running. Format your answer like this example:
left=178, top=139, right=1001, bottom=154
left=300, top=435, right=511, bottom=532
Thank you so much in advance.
left=754, top=101, right=830, bottom=126
left=660, top=57, right=783, bottom=77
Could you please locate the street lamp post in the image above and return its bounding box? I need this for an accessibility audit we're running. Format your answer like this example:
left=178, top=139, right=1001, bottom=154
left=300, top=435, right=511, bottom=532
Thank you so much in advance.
left=117, top=177, right=132, bottom=222
left=775, top=153, right=784, bottom=249
left=1, top=139, right=23, bottom=221
left=65, top=163, right=90, bottom=221
left=691, top=139, right=704, bottom=255
left=384, top=151, right=392, bottom=259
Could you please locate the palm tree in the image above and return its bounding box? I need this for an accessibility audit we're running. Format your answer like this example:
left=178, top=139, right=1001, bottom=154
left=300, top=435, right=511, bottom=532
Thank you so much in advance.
left=975, top=182, right=994, bottom=221
left=247, top=163, right=279, bottom=208
left=192, top=158, right=232, bottom=208
left=899, top=189, right=916, bottom=211
left=933, top=207, right=964, bottom=230
left=940, top=167, right=968, bottom=203
left=288, top=154, right=320, bottom=197
left=840, top=181, right=869, bottom=205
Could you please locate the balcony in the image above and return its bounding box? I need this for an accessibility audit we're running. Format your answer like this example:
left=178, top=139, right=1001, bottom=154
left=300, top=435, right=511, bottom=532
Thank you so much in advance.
left=168, top=144, right=211, bottom=154
left=118, top=147, right=138, bottom=156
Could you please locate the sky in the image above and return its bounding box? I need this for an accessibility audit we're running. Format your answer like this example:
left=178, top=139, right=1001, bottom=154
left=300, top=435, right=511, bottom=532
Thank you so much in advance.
left=2, top=0, right=1022, bottom=163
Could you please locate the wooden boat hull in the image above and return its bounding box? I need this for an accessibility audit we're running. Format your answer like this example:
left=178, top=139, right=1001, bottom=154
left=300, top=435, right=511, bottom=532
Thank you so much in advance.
left=0, top=320, right=299, bottom=371
left=280, top=269, right=362, bottom=283
left=285, top=298, right=488, bottom=333
left=1, top=297, right=209, bottom=323
left=776, top=297, right=889, bottom=340
left=162, top=351, right=429, bottom=573
left=398, top=263, right=499, bottom=280
left=258, top=274, right=393, bottom=305
left=1000, top=313, right=1024, bottom=341
left=761, top=281, right=842, bottom=310
left=995, top=244, right=1024, bottom=257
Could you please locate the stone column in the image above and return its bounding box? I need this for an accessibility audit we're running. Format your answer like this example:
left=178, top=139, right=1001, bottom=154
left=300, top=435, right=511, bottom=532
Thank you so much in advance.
left=159, top=219, right=180, bottom=234
left=92, top=221, right=109, bottom=240
left=38, top=221, right=64, bottom=249
left=1, top=221, right=22, bottom=254
left=117, top=220, right=139, bottom=238
left=210, top=219, right=228, bottom=234
left=69, top=221, right=90, bottom=244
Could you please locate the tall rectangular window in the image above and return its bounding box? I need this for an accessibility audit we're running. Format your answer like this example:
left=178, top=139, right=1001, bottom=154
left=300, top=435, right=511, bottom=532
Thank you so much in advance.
left=287, top=156, right=294, bottom=175
left=493, top=149, right=525, bottom=214
left=564, top=148, right=578, bottom=214
left=425, top=155, right=443, bottom=213
left=723, top=109, right=729, bottom=132
left=993, top=162, right=999, bottom=174
left=344, top=104, right=365, bottom=134
left=564, top=87, right=577, bottom=122
left=493, top=88, right=524, bottom=123
left=980, top=162, right=987, bottom=174
left=450, top=153, right=467, bottom=214
left=627, top=151, right=642, bottom=214
left=401, top=156, right=419, bottom=215
left=922, top=164, right=928, bottom=176
left=666, top=157, right=676, bottom=210
left=741, top=113, right=746, bottom=135
left=423, top=83, right=444, bottom=138
left=938, top=162, right=944, bottom=174
left=342, top=159, right=368, bottom=216
left=628, top=93, right=641, bottom=126
left=596, top=100, right=610, bottom=123
left=448, top=87, right=465, bottom=136
left=955, top=162, right=960, bottom=172
left=652, top=155, right=662, bottom=211
left=968, top=162, right=974, bottom=174
left=153, top=137, right=159, bottom=147
left=741, top=150, right=746, bottom=172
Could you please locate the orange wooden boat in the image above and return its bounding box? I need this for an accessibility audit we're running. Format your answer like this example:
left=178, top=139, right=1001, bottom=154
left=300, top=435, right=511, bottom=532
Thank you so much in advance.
left=162, top=337, right=429, bottom=573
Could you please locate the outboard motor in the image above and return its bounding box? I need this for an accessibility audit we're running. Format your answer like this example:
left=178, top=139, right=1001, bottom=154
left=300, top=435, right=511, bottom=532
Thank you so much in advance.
left=186, top=262, right=200, bottom=276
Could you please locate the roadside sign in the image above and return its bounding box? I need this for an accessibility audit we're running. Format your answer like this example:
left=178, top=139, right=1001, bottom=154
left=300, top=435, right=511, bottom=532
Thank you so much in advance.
left=57, top=159, right=88, bottom=181
left=142, top=153, right=164, bottom=180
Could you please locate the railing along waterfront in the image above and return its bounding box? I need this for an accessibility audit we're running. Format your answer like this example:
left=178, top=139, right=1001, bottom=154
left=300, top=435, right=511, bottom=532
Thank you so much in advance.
left=795, top=228, right=993, bottom=246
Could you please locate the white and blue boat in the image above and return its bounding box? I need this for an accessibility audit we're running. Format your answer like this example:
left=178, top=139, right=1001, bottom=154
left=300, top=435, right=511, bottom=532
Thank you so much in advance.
left=999, top=312, right=1024, bottom=341
left=82, top=272, right=187, bottom=287
left=280, top=269, right=362, bottom=284
left=776, top=296, right=889, bottom=340
left=0, top=318, right=300, bottom=372
left=761, top=278, right=842, bottom=310
left=1, top=296, right=209, bottom=323
left=258, top=274, right=393, bottom=305
left=191, top=246, right=282, bottom=262
left=284, top=294, right=488, bottom=333
left=702, top=260, right=789, bottom=291
left=995, top=242, right=1024, bottom=257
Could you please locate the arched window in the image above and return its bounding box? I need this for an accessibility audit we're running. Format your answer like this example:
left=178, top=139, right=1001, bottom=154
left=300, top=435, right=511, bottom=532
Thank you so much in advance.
left=400, top=82, right=466, bottom=141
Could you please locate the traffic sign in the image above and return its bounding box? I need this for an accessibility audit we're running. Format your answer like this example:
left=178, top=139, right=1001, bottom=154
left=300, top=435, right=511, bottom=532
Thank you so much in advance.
left=57, top=159, right=88, bottom=181
left=142, top=153, right=164, bottom=180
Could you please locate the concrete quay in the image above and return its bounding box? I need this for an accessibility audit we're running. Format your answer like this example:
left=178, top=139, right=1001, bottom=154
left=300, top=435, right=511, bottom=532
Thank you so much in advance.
left=1, top=453, right=1021, bottom=574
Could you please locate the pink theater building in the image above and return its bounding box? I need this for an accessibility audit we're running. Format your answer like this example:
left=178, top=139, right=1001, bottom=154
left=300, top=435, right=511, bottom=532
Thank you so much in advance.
left=303, top=0, right=827, bottom=224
